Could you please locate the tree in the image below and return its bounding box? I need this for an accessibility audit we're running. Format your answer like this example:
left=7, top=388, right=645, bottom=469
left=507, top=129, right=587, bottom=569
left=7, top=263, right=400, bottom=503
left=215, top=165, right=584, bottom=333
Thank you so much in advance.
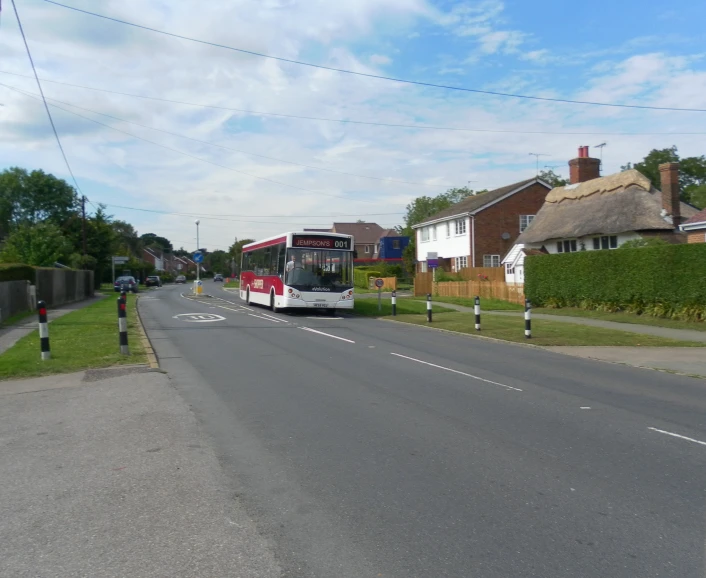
left=140, top=233, right=173, bottom=251
left=228, top=237, right=255, bottom=273
left=538, top=169, right=568, bottom=188
left=112, top=220, right=142, bottom=257
left=622, top=146, right=706, bottom=207
left=0, top=222, right=72, bottom=266
left=398, top=187, right=476, bottom=275
left=0, top=167, right=79, bottom=238
left=205, top=249, right=229, bottom=275
left=688, top=184, right=706, bottom=209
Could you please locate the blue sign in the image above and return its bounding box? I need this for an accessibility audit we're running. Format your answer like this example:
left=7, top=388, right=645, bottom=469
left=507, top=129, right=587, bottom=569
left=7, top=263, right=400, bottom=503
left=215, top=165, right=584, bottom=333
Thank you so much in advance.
left=428, top=259, right=439, bottom=269
left=193, top=252, right=204, bottom=263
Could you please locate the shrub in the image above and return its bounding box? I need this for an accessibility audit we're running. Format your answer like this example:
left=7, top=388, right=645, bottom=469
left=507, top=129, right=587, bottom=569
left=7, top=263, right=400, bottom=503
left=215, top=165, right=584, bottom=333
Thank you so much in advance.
left=354, top=269, right=382, bottom=288
left=525, top=243, right=706, bottom=320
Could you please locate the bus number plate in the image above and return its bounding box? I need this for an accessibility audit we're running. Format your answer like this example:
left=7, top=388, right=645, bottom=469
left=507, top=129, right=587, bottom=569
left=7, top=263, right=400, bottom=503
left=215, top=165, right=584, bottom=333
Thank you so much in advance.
left=313, top=303, right=329, bottom=308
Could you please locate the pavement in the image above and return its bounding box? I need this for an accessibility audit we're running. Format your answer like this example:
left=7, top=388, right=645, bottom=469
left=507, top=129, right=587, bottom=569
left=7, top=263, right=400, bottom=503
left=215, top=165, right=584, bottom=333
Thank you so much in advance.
left=0, top=295, right=106, bottom=355
left=0, top=365, right=281, bottom=578
left=128, top=284, right=706, bottom=578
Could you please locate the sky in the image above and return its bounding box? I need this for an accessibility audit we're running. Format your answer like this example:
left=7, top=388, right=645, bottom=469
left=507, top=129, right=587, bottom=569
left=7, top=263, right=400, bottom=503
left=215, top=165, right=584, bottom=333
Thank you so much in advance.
left=1, top=0, right=705, bottom=252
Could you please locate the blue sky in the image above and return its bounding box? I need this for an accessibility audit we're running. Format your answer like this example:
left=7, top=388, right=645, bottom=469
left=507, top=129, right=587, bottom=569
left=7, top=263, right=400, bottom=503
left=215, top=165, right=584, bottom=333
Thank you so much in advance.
left=1, top=0, right=705, bottom=250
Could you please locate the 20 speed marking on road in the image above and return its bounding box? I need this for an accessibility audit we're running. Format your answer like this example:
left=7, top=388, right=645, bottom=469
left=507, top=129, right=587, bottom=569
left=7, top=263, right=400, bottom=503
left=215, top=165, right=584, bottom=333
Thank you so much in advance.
left=173, top=313, right=226, bottom=322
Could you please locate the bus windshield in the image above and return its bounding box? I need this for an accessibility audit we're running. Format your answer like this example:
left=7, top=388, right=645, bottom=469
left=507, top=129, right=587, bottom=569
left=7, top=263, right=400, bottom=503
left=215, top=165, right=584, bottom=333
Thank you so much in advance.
left=285, top=249, right=353, bottom=291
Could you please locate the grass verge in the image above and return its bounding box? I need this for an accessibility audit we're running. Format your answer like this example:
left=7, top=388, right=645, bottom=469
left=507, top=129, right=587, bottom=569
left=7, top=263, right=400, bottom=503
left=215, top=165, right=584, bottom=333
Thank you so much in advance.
left=0, top=294, right=146, bottom=380
left=354, top=298, right=452, bottom=317
left=534, top=307, right=706, bottom=332
left=388, top=311, right=704, bottom=347
left=0, top=309, right=35, bottom=328
left=413, top=295, right=523, bottom=311
left=224, top=280, right=240, bottom=288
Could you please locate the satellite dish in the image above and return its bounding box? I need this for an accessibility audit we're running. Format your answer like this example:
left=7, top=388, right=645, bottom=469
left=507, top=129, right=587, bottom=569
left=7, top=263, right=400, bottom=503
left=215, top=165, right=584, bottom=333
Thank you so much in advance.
left=501, top=232, right=511, bottom=240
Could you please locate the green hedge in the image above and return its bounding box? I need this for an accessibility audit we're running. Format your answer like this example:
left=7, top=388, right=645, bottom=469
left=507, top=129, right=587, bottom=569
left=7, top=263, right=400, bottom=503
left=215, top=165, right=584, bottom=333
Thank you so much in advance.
left=354, top=269, right=382, bottom=288
left=525, top=244, right=706, bottom=320
left=0, top=264, right=36, bottom=283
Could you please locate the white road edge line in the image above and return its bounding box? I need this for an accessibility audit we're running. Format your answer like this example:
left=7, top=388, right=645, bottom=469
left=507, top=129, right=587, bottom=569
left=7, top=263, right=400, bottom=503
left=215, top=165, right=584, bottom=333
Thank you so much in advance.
left=249, top=313, right=281, bottom=322
left=300, top=327, right=355, bottom=344
left=648, top=427, right=706, bottom=447
left=259, top=312, right=289, bottom=323
left=390, top=353, right=522, bottom=392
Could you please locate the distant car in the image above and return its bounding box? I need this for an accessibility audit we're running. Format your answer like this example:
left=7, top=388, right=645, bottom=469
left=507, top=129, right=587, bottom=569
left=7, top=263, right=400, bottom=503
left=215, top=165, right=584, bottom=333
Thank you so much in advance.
left=213, top=273, right=224, bottom=282
left=145, top=275, right=162, bottom=287
left=114, top=276, right=139, bottom=293
left=175, top=275, right=187, bottom=284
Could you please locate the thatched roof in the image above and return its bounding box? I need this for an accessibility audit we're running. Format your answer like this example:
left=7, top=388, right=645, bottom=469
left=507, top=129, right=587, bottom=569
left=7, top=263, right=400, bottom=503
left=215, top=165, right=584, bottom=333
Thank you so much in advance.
left=414, top=177, right=550, bottom=227
left=517, top=169, right=696, bottom=244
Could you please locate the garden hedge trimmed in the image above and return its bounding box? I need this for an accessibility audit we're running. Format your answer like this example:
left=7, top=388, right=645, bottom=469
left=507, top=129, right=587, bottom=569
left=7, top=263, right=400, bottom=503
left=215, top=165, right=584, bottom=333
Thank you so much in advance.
left=0, top=264, right=36, bottom=283
left=525, top=243, right=706, bottom=320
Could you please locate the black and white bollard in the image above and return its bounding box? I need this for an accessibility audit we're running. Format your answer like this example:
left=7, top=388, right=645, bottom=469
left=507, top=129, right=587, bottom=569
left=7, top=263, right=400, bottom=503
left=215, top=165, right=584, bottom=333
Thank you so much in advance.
left=391, top=290, right=397, bottom=316
left=118, top=296, right=130, bottom=355
left=426, top=293, right=432, bottom=323
left=38, top=300, right=50, bottom=360
left=525, top=299, right=532, bottom=339
left=474, top=295, right=481, bottom=331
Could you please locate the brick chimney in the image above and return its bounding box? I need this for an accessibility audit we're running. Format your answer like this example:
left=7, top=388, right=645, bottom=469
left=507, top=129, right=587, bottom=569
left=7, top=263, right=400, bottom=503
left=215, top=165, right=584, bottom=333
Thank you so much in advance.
left=659, top=162, right=681, bottom=225
left=568, top=146, right=601, bottom=184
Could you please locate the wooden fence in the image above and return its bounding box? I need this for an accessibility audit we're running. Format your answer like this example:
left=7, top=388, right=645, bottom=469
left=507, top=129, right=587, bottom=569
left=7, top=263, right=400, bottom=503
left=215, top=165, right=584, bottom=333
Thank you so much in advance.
left=414, top=272, right=525, bottom=304
left=456, top=267, right=506, bottom=281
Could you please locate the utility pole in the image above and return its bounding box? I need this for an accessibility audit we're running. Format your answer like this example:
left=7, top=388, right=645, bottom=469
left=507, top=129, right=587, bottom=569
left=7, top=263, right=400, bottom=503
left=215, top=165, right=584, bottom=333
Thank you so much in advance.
left=81, top=195, right=87, bottom=256
left=529, top=153, right=549, bottom=176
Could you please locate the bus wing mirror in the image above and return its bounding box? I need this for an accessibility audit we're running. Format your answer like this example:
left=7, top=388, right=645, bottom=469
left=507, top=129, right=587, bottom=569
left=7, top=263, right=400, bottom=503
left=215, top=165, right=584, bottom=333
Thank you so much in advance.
left=353, top=250, right=358, bottom=258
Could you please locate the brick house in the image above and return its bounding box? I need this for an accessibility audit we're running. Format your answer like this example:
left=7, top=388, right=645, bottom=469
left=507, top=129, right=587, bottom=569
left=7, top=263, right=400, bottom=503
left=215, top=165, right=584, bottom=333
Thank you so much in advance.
left=142, top=247, right=164, bottom=272
left=412, top=177, right=552, bottom=271
left=504, top=147, right=700, bottom=283
left=305, top=223, right=410, bottom=263
left=680, top=207, right=706, bottom=243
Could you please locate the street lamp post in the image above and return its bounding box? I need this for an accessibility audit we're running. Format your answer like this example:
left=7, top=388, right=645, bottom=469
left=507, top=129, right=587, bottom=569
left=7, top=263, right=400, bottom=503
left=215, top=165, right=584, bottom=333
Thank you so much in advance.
left=195, top=219, right=200, bottom=282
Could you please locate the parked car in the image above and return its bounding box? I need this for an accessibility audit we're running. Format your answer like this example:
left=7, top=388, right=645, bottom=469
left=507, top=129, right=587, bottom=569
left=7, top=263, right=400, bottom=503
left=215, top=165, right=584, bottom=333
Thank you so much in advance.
left=175, top=275, right=187, bottom=284
left=213, top=273, right=224, bottom=282
left=114, top=276, right=139, bottom=293
left=145, top=275, right=162, bottom=287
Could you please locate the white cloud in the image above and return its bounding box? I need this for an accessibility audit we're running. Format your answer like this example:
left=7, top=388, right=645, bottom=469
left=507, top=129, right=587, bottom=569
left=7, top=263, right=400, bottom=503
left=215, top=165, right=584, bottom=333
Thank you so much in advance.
left=370, top=54, right=392, bottom=65
left=1, top=2, right=705, bottom=250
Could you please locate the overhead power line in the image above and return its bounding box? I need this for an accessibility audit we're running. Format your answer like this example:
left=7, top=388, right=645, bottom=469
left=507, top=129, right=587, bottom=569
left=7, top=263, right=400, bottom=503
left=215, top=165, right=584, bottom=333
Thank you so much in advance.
left=2, top=70, right=705, bottom=136
left=6, top=83, right=387, bottom=203
left=0, top=82, right=446, bottom=188
left=10, top=0, right=84, bottom=195
left=43, top=0, right=706, bottom=113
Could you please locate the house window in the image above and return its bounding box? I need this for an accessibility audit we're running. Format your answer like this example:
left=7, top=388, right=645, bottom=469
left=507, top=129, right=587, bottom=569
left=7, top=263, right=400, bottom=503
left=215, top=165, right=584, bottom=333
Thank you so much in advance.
left=419, top=261, right=428, bottom=273
left=365, top=245, right=371, bottom=254
left=483, top=255, right=500, bottom=267
left=420, top=227, right=430, bottom=242
left=446, top=222, right=451, bottom=238
left=432, top=226, right=437, bottom=241
left=505, top=264, right=515, bottom=275
left=519, top=215, right=535, bottom=233
left=454, top=256, right=468, bottom=271
left=556, top=240, right=578, bottom=253
left=455, top=219, right=467, bottom=235
left=592, top=236, right=618, bottom=250
left=392, top=240, right=400, bottom=249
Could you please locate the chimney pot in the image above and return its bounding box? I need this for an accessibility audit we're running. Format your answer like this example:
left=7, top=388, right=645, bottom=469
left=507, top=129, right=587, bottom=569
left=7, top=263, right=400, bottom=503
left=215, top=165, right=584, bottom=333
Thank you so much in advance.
left=659, top=162, right=681, bottom=225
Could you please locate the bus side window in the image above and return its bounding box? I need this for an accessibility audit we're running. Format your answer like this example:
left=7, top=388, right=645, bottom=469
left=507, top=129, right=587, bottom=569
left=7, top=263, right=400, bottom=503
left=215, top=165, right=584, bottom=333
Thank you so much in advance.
left=277, top=244, right=286, bottom=278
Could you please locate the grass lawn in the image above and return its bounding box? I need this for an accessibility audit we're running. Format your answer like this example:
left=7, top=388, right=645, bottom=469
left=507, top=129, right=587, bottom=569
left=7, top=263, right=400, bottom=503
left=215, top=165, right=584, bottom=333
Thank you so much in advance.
left=413, top=295, right=524, bottom=311
left=224, top=280, right=240, bottom=288
left=388, top=311, right=704, bottom=347
left=0, top=309, right=35, bottom=328
left=0, top=294, right=146, bottom=380
left=534, top=307, right=706, bottom=332
left=354, top=298, right=453, bottom=317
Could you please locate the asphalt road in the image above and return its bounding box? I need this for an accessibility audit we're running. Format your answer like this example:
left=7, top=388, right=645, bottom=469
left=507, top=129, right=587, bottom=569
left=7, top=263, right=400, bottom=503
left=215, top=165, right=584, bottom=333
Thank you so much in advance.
left=139, top=284, right=706, bottom=578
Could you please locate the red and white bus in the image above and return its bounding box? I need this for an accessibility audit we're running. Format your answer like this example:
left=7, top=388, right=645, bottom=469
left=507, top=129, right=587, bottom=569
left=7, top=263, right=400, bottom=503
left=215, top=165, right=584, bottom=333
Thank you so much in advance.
left=240, top=232, right=355, bottom=312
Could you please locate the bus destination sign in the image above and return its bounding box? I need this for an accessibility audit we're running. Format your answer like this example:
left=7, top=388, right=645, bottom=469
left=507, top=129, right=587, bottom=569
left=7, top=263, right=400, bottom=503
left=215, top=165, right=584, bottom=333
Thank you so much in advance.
left=291, top=235, right=352, bottom=251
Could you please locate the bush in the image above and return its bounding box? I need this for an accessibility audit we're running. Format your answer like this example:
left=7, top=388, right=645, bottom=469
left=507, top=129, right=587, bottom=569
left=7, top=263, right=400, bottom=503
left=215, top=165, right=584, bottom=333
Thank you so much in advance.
left=525, top=244, right=706, bottom=321
left=354, top=269, right=382, bottom=288
left=0, top=263, right=36, bottom=283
